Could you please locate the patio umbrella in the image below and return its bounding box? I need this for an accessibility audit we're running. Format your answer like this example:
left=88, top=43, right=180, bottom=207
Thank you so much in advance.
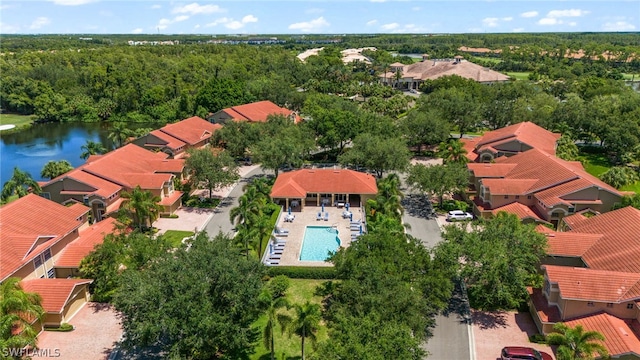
left=359, top=224, right=363, bottom=234
left=350, top=213, right=353, bottom=222
left=288, top=206, right=291, bottom=215
left=346, top=203, right=349, bottom=211
left=321, top=203, right=324, bottom=212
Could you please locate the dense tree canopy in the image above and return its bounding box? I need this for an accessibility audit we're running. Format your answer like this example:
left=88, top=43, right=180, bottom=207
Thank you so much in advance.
left=185, top=148, right=240, bottom=199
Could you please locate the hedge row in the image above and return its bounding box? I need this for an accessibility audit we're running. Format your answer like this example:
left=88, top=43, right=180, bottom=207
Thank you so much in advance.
left=267, top=266, right=337, bottom=279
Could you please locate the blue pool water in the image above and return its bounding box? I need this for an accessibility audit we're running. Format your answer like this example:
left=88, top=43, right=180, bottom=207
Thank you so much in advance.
left=299, top=226, right=341, bottom=261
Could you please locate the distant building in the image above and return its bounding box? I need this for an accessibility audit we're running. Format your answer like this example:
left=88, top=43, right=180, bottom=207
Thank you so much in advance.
left=379, top=55, right=510, bottom=89
left=132, top=116, right=221, bottom=159
left=296, top=47, right=375, bottom=64
left=208, top=100, right=301, bottom=124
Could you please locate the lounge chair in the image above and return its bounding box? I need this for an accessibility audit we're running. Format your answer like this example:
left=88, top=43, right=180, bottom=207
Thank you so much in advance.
left=274, top=239, right=287, bottom=244
left=269, top=254, right=282, bottom=260
left=317, top=212, right=322, bottom=221
left=275, top=227, right=289, bottom=234
left=271, top=249, right=284, bottom=255
left=324, top=212, right=329, bottom=221
left=342, top=211, right=352, bottom=219
left=264, top=260, right=280, bottom=266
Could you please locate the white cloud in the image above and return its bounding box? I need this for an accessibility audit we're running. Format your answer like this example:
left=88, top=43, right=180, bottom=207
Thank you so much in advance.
left=538, top=18, right=560, bottom=25
left=156, top=15, right=191, bottom=30
left=242, top=15, right=258, bottom=23
left=174, top=15, right=189, bottom=22
left=547, top=9, right=590, bottom=18
left=194, top=24, right=200, bottom=29
left=50, top=0, right=94, bottom=5
left=288, top=16, right=330, bottom=33
left=502, top=17, right=513, bottom=21
left=0, top=21, right=20, bottom=33
left=131, top=28, right=143, bottom=34
left=366, top=19, right=378, bottom=26
left=568, top=21, right=577, bottom=26
left=151, top=4, right=161, bottom=9
left=512, top=28, right=525, bottom=32
left=520, top=11, right=539, bottom=18
left=205, top=17, right=229, bottom=27
left=392, top=24, right=427, bottom=33
left=482, top=17, right=499, bottom=27
left=30, top=17, right=51, bottom=30
left=172, top=3, right=224, bottom=15
left=381, top=22, right=399, bottom=30
left=602, top=21, right=636, bottom=31
left=226, top=21, right=244, bottom=30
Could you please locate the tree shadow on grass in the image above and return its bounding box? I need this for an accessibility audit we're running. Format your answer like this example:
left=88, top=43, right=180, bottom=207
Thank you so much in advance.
left=257, top=355, right=302, bottom=360
left=471, top=310, right=508, bottom=330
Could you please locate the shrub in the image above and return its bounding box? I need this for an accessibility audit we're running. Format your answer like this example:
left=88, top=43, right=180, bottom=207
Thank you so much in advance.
left=266, top=266, right=337, bottom=279
left=599, top=166, right=639, bottom=188
left=267, top=275, right=290, bottom=298
left=441, top=199, right=468, bottom=212
left=45, top=323, right=74, bottom=332
left=529, top=334, right=547, bottom=344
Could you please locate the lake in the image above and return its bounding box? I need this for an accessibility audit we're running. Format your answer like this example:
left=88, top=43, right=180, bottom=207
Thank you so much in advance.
left=1, top=122, right=121, bottom=186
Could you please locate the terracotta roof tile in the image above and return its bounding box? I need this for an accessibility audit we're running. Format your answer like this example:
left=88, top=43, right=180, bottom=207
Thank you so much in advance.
left=20, top=278, right=92, bottom=313
left=475, top=122, right=561, bottom=156
left=121, top=173, right=172, bottom=190
left=159, top=191, right=183, bottom=206
left=0, top=194, right=87, bottom=280
left=564, top=313, right=640, bottom=358
left=271, top=169, right=377, bottom=198
left=528, top=287, right=561, bottom=322
left=542, top=231, right=603, bottom=257
left=492, top=202, right=544, bottom=221
left=383, top=59, right=510, bottom=83
left=543, top=265, right=640, bottom=302
left=481, top=178, right=538, bottom=195
left=57, top=168, right=122, bottom=198
left=148, top=129, right=187, bottom=150
left=55, top=218, right=116, bottom=268
left=159, top=116, right=221, bottom=146
left=467, top=163, right=516, bottom=178
left=223, top=101, right=301, bottom=124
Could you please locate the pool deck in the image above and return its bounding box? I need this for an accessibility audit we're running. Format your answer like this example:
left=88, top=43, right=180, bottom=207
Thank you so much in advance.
left=267, top=205, right=366, bottom=266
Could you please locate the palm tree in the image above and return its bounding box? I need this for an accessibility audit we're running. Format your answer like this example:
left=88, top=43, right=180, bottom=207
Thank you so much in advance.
left=80, top=140, right=107, bottom=160
left=120, top=186, right=163, bottom=230
left=230, top=194, right=261, bottom=258
left=368, top=174, right=405, bottom=220
left=260, top=290, right=292, bottom=360
left=0, top=278, right=45, bottom=353
left=247, top=203, right=272, bottom=259
left=546, top=323, right=608, bottom=360
left=436, top=139, right=469, bottom=165
left=289, top=301, right=321, bottom=360
left=1, top=167, right=41, bottom=202
left=108, top=121, right=134, bottom=149
left=40, top=160, right=74, bottom=180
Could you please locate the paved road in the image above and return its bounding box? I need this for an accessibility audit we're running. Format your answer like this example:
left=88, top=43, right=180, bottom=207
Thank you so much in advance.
left=202, top=167, right=267, bottom=237
left=401, top=185, right=474, bottom=360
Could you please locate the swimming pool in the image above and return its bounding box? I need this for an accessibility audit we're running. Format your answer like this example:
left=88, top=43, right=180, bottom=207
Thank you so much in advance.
left=299, top=226, right=341, bottom=261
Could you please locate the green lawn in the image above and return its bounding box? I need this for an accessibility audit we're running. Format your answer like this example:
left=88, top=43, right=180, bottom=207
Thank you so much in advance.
left=476, top=57, right=502, bottom=64
left=161, top=230, right=194, bottom=248
left=0, top=114, right=34, bottom=127
left=250, top=279, right=330, bottom=360
left=622, top=73, right=639, bottom=80
left=506, top=72, right=531, bottom=81
left=620, top=181, right=640, bottom=194
left=579, top=152, right=611, bottom=177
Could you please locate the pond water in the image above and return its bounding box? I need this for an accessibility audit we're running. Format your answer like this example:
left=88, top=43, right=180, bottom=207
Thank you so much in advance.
left=1, top=122, right=147, bottom=186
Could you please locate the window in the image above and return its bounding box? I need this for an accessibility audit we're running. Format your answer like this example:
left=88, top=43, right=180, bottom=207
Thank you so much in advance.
left=628, top=303, right=635, bottom=309
left=587, top=302, right=595, bottom=307
left=527, top=195, right=532, bottom=199
left=47, top=267, right=55, bottom=279
left=606, top=303, right=614, bottom=308
left=504, top=195, right=509, bottom=199
left=43, top=249, right=52, bottom=261
left=33, top=256, right=43, bottom=269
left=515, top=195, right=520, bottom=199
left=41, top=192, right=51, bottom=200
left=544, top=280, right=551, bottom=295
left=568, top=207, right=575, bottom=213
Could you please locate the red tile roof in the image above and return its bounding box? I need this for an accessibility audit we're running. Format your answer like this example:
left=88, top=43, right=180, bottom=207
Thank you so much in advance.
left=222, top=101, right=301, bottom=124
left=481, top=178, right=538, bottom=195
left=542, top=231, right=603, bottom=257
left=20, top=278, right=92, bottom=313
left=159, top=190, right=183, bottom=206
left=535, top=178, right=596, bottom=207
left=467, top=163, right=516, bottom=178
left=55, top=218, right=116, bottom=268
left=148, top=129, right=187, bottom=150
left=564, top=313, right=640, bottom=358
left=271, top=169, right=378, bottom=198
left=475, top=122, right=561, bottom=157
left=543, top=265, right=640, bottom=302
left=528, top=287, right=561, bottom=322
left=158, top=116, right=221, bottom=146
left=564, top=207, right=640, bottom=273
left=492, top=202, right=544, bottom=221
left=0, top=194, right=88, bottom=281
left=381, top=59, right=510, bottom=83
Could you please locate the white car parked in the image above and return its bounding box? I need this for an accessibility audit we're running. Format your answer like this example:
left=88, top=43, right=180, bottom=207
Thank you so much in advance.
left=446, top=210, right=473, bottom=221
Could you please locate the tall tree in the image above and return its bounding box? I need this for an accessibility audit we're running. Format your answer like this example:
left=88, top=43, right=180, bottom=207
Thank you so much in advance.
left=399, top=109, right=450, bottom=153
left=193, top=78, right=254, bottom=114
left=113, top=233, right=265, bottom=359
left=338, top=133, right=411, bottom=178
left=40, top=160, right=73, bottom=180
left=1, top=167, right=41, bottom=202
left=80, top=140, right=107, bottom=160
left=424, top=87, right=480, bottom=138
left=108, top=121, right=134, bottom=149
left=259, top=289, right=292, bottom=360
left=406, top=163, right=469, bottom=206
left=185, top=148, right=240, bottom=199
left=599, top=166, right=639, bottom=188
left=289, top=301, right=321, bottom=360
left=211, top=120, right=260, bottom=159
left=434, top=212, right=547, bottom=310
left=555, top=134, right=580, bottom=161
left=119, top=186, right=163, bottom=230
left=0, top=278, right=45, bottom=355
left=546, top=323, right=608, bottom=360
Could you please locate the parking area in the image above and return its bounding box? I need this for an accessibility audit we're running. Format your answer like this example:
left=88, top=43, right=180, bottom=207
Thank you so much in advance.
left=37, top=302, right=122, bottom=359
left=154, top=207, right=214, bottom=235
left=472, top=310, right=554, bottom=360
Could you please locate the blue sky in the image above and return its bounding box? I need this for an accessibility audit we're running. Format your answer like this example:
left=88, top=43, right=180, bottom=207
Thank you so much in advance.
left=0, top=1, right=637, bottom=35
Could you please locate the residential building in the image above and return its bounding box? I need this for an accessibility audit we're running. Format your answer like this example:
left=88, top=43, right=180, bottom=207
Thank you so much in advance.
left=270, top=169, right=378, bottom=210
left=528, top=207, right=640, bottom=359
left=379, top=55, right=510, bottom=89
left=41, top=143, right=185, bottom=221
left=208, top=100, right=302, bottom=124
left=461, top=122, right=561, bottom=162
left=468, top=149, right=622, bottom=226
left=0, top=194, right=115, bottom=330
left=132, top=116, right=222, bottom=158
